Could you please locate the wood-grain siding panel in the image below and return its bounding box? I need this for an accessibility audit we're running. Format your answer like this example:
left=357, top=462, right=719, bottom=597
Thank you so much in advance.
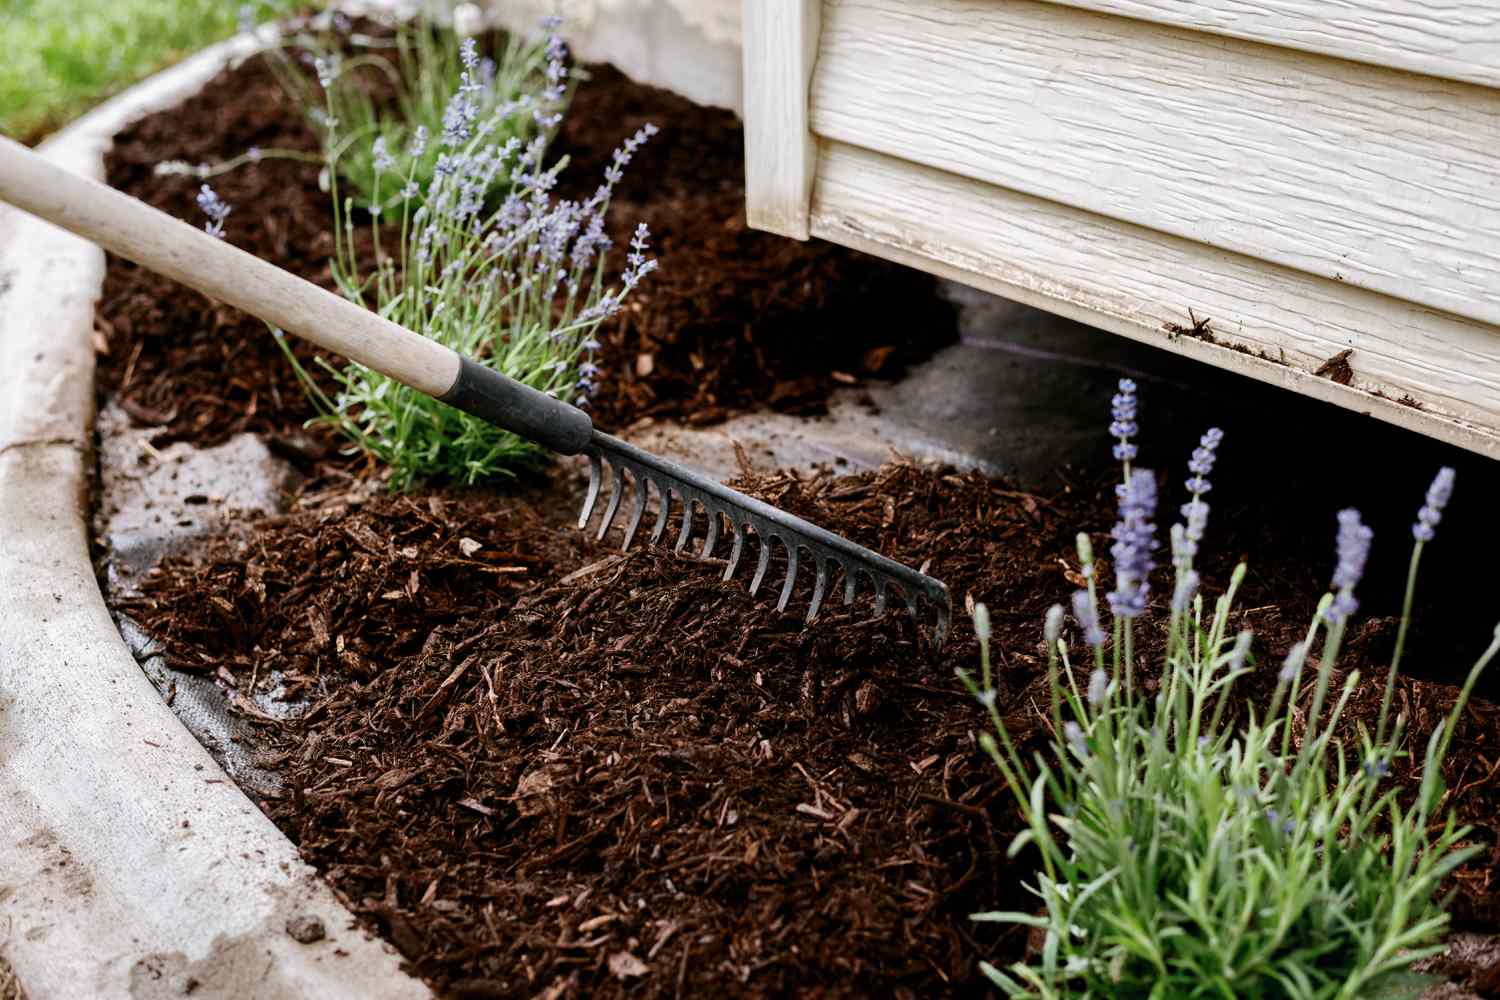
left=811, top=0, right=1500, bottom=328
left=811, top=139, right=1500, bottom=455
left=1046, top=0, right=1500, bottom=88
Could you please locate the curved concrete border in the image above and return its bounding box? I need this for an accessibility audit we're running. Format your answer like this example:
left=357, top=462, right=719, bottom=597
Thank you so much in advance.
left=0, top=31, right=428, bottom=1000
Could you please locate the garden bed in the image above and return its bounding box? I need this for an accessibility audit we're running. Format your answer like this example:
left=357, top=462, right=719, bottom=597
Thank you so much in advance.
left=89, top=34, right=1500, bottom=1000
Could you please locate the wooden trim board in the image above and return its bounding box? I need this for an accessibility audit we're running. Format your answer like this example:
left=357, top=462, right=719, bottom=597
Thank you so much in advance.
left=810, top=139, right=1500, bottom=459
left=742, top=0, right=821, bottom=238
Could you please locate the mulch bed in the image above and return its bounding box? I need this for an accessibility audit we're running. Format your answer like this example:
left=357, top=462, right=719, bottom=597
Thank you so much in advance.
left=88, top=24, right=1500, bottom=1000
left=119, top=456, right=1500, bottom=997
left=95, top=45, right=954, bottom=456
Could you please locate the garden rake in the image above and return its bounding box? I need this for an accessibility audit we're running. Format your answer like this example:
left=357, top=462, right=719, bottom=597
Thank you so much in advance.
left=0, top=136, right=951, bottom=645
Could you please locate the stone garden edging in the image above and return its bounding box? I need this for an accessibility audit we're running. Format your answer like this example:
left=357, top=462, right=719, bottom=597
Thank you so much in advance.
left=0, top=31, right=428, bottom=1000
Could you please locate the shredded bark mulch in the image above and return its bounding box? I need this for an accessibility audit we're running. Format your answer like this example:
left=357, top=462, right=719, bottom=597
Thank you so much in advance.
left=95, top=49, right=955, bottom=457
left=549, top=65, right=956, bottom=429
left=119, top=461, right=1500, bottom=997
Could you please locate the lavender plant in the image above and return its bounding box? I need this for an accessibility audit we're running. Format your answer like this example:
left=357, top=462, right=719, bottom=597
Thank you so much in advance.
left=266, top=12, right=564, bottom=211
left=278, top=26, right=658, bottom=487
left=960, top=381, right=1497, bottom=998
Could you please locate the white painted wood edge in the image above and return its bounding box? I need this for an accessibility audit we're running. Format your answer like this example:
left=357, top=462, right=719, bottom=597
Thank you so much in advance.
left=809, top=141, right=1500, bottom=461
left=742, top=0, right=820, bottom=239
left=0, top=30, right=429, bottom=1000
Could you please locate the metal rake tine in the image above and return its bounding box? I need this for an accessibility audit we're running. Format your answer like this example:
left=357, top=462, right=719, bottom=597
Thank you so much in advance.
left=649, top=479, right=672, bottom=545
left=585, top=433, right=953, bottom=648
left=596, top=459, right=624, bottom=542
left=807, top=558, right=830, bottom=622
left=700, top=506, right=720, bottom=560
left=777, top=543, right=800, bottom=613
left=749, top=530, right=773, bottom=596
left=724, top=520, right=745, bottom=581
left=674, top=495, right=696, bottom=554
left=621, top=469, right=648, bottom=551
left=578, top=451, right=603, bottom=530
left=934, top=604, right=951, bottom=647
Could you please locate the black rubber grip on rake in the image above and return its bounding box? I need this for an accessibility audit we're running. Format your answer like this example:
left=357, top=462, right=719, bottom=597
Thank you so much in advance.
left=440, top=356, right=594, bottom=455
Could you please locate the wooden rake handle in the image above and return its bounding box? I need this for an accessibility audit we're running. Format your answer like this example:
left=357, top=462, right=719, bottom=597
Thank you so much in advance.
left=0, top=135, right=594, bottom=455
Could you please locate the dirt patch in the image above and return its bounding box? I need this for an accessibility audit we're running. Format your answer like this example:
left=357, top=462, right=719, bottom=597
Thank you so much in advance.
left=119, top=459, right=1500, bottom=996
left=95, top=51, right=954, bottom=457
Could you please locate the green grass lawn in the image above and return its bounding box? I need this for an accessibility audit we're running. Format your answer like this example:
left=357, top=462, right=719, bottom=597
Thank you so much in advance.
left=0, top=0, right=304, bottom=140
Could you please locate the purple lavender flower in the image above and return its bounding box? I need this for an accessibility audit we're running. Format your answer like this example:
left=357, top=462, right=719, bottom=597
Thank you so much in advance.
left=195, top=184, right=231, bottom=238
left=1064, top=721, right=1089, bottom=758
left=1171, top=428, right=1224, bottom=572
left=1044, top=604, right=1065, bottom=647
left=1170, top=569, right=1199, bottom=613
left=622, top=223, right=657, bottom=288
left=1227, top=630, right=1252, bottom=670
left=1278, top=641, right=1307, bottom=683
left=408, top=126, right=429, bottom=159
left=1110, top=378, right=1138, bottom=463
left=1326, top=508, right=1372, bottom=625
left=1087, top=669, right=1108, bottom=706
left=1185, top=427, right=1223, bottom=495
left=1107, top=468, right=1158, bottom=619
left=571, top=212, right=609, bottom=268
left=372, top=137, right=395, bottom=172
left=1412, top=466, right=1455, bottom=543
left=441, top=91, right=477, bottom=146
left=1071, top=590, right=1105, bottom=647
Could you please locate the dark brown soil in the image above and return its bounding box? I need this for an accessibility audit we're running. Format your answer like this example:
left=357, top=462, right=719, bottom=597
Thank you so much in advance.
left=119, top=457, right=1500, bottom=997
left=95, top=51, right=954, bottom=457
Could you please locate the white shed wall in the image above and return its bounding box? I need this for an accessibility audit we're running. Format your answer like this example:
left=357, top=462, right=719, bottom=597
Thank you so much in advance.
left=745, top=0, right=1500, bottom=458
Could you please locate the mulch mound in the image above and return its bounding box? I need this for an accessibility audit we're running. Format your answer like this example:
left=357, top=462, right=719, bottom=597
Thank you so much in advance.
left=95, top=48, right=955, bottom=456
left=550, top=65, right=956, bottom=428
left=120, top=461, right=1500, bottom=996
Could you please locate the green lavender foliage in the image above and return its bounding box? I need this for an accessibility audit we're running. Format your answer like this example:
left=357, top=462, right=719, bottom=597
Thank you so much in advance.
left=268, top=14, right=557, bottom=211
left=280, top=27, right=659, bottom=488
left=961, top=388, right=1497, bottom=998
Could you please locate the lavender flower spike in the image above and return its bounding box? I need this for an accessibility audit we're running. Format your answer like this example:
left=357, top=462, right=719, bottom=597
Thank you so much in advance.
left=1278, top=641, right=1308, bottom=683
left=1412, top=466, right=1456, bottom=543
left=1326, top=508, right=1373, bottom=625
left=1064, top=721, right=1089, bottom=759
left=1170, top=569, right=1199, bottom=613
left=196, top=184, right=231, bottom=238
left=1043, top=604, right=1065, bottom=647
left=1071, top=590, right=1105, bottom=647
left=1185, top=427, right=1224, bottom=496
left=1110, top=378, right=1138, bottom=463
left=1107, top=468, right=1158, bottom=619
left=372, top=136, right=395, bottom=172
left=1087, top=669, right=1108, bottom=706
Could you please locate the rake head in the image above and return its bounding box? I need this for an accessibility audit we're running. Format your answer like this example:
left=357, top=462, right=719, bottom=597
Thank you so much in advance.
left=576, top=431, right=952, bottom=647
